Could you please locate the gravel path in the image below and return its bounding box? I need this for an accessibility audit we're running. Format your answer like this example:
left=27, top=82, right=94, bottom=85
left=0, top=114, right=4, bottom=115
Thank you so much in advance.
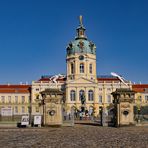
left=0, top=125, right=147, bottom=148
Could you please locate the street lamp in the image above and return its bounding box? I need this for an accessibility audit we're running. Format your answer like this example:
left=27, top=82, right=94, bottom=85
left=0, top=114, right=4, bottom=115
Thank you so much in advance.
left=136, top=95, right=142, bottom=123
left=41, top=94, right=46, bottom=126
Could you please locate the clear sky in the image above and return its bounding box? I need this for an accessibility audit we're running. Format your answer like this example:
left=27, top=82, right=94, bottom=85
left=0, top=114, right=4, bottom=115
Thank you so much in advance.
left=0, top=0, right=148, bottom=84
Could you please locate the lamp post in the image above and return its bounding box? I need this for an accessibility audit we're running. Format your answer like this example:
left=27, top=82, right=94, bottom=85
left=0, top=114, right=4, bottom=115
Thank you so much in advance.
left=92, top=103, right=96, bottom=121
left=100, top=103, right=104, bottom=126
left=136, top=95, right=141, bottom=123
left=28, top=106, right=32, bottom=126
left=28, top=95, right=32, bottom=126
left=41, top=94, right=46, bottom=126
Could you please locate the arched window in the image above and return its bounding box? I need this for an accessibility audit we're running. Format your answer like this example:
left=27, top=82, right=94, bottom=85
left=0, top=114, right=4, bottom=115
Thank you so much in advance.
left=80, top=63, right=84, bottom=73
left=88, top=90, right=94, bottom=101
left=70, top=90, right=76, bottom=101
left=71, top=63, right=74, bottom=74
left=89, top=64, right=93, bottom=74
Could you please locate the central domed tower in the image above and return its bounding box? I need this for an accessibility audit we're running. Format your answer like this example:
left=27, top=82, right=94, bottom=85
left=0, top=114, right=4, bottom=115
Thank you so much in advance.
left=66, top=16, right=97, bottom=81
left=65, top=16, right=98, bottom=114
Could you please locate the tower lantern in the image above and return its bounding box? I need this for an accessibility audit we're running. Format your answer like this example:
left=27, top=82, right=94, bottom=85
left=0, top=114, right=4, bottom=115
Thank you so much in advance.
left=76, top=15, right=87, bottom=40
left=66, top=16, right=97, bottom=81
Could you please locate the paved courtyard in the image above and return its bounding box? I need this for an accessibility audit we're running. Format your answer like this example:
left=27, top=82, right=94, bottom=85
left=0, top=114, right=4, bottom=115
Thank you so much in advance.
left=0, top=124, right=148, bottom=148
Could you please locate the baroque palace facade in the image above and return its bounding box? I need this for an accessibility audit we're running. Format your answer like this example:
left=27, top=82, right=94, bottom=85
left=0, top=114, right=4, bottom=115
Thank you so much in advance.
left=0, top=16, right=148, bottom=121
left=31, top=17, right=131, bottom=117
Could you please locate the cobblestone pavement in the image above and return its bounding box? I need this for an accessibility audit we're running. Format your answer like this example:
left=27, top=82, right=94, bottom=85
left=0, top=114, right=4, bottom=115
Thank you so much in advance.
left=0, top=124, right=148, bottom=148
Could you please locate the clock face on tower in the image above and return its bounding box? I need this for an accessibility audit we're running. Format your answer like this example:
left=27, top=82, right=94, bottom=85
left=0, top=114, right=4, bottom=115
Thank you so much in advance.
left=79, top=55, right=84, bottom=60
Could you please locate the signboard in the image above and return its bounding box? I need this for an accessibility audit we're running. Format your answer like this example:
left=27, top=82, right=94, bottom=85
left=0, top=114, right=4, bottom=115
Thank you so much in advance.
left=1, top=108, right=13, bottom=116
left=21, top=116, right=29, bottom=126
left=34, top=115, right=41, bottom=125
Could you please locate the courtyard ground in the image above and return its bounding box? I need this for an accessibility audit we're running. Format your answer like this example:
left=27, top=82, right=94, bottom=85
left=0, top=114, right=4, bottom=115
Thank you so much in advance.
left=0, top=124, right=147, bottom=148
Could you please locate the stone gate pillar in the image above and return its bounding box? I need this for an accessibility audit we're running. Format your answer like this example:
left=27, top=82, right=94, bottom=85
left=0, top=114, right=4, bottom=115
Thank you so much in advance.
left=40, top=88, right=65, bottom=126
left=112, top=88, right=135, bottom=127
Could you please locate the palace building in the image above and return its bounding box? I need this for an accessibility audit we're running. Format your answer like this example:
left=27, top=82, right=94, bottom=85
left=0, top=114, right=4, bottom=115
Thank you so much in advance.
left=31, top=16, right=132, bottom=118
left=132, top=84, right=148, bottom=104
left=0, top=85, right=31, bottom=121
left=0, top=16, right=147, bottom=123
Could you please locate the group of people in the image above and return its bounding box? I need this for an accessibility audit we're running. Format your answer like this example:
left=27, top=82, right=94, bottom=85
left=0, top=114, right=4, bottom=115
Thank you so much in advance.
left=74, top=108, right=94, bottom=120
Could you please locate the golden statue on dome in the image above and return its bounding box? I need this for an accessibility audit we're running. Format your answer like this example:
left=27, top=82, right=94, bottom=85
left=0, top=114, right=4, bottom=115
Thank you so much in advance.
left=79, top=15, right=83, bottom=26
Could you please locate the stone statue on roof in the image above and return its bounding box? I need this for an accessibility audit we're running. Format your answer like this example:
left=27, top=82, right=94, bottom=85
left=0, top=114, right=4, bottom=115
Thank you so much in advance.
left=111, top=72, right=128, bottom=86
left=50, top=74, right=66, bottom=84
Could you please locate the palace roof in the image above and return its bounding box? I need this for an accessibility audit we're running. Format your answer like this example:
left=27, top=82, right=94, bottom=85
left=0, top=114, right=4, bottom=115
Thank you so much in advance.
left=97, top=75, right=120, bottom=82
left=132, top=84, right=148, bottom=93
left=0, top=85, right=31, bottom=93
left=37, top=75, right=120, bottom=83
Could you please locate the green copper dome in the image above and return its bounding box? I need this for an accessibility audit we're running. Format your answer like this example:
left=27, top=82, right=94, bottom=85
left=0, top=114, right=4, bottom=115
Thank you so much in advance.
left=66, top=16, right=96, bottom=56
left=67, top=39, right=96, bottom=55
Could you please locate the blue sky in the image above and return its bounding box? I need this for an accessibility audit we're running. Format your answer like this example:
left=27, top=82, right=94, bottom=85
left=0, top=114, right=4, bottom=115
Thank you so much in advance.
left=0, top=0, right=148, bottom=84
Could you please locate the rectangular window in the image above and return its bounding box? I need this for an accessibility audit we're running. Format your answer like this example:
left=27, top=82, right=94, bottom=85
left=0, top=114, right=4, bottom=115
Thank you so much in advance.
left=28, top=96, right=31, bottom=103
left=99, top=95, right=102, bottom=103
left=80, top=30, right=83, bottom=36
left=22, top=96, right=25, bottom=104
left=15, top=96, right=18, bottom=103
left=89, top=64, right=92, bottom=74
left=71, top=63, right=74, bottom=74
left=36, top=88, right=39, bottom=91
left=107, top=95, right=111, bottom=103
left=88, top=90, right=94, bottom=101
left=145, top=95, right=148, bottom=102
left=70, top=90, right=76, bottom=101
left=22, top=106, right=25, bottom=113
left=8, top=96, right=11, bottom=103
left=99, top=88, right=102, bottom=91
left=14, top=106, right=18, bottom=113
left=28, top=106, right=31, bottom=113
left=139, top=96, right=142, bottom=102
left=35, top=106, right=39, bottom=113
left=107, top=88, right=111, bottom=91
left=1, top=96, right=5, bottom=103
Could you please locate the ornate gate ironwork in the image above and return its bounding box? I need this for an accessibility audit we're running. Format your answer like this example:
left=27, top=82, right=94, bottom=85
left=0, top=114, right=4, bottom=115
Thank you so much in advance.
left=134, top=105, right=148, bottom=124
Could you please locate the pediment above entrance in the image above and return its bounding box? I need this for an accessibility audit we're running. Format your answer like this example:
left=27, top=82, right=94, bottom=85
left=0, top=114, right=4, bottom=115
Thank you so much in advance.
left=67, top=77, right=97, bottom=85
